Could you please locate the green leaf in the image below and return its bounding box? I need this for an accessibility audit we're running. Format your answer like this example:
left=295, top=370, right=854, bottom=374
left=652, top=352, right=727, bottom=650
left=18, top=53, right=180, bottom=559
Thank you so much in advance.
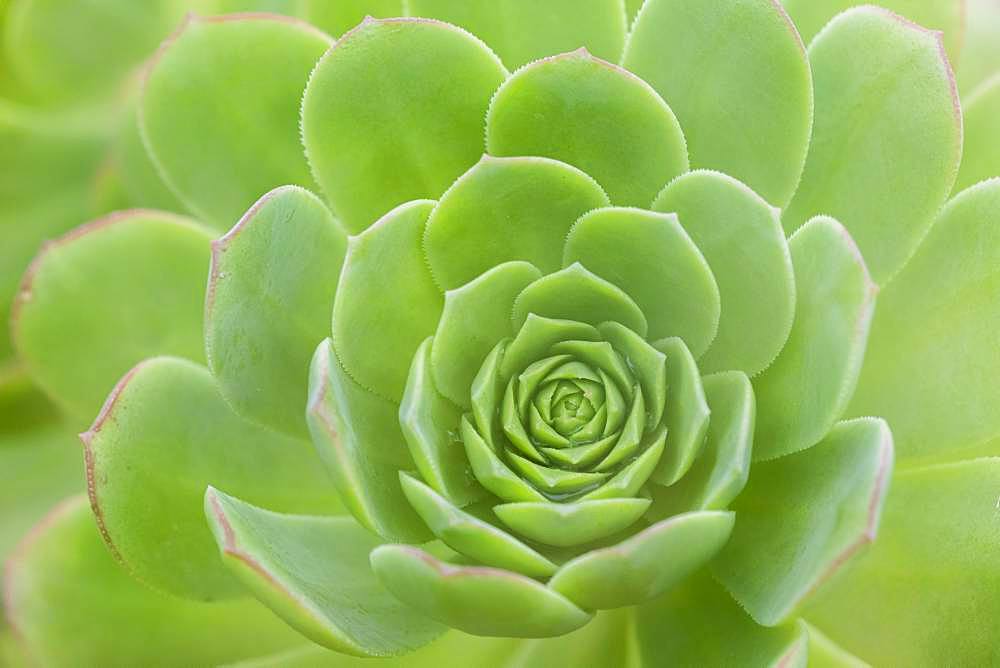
left=564, top=207, right=719, bottom=352
left=83, top=356, right=340, bottom=600
left=494, top=498, right=650, bottom=548
left=332, top=200, right=443, bottom=402
left=782, top=6, right=962, bottom=284
left=424, top=156, right=610, bottom=291
left=652, top=170, right=795, bottom=375
left=803, top=623, right=870, bottom=668
left=302, top=17, right=507, bottom=233
left=505, top=453, right=610, bottom=496
left=12, top=210, right=212, bottom=421
left=486, top=49, right=686, bottom=207
left=622, top=0, right=812, bottom=207
left=954, top=78, right=1000, bottom=193
left=206, top=186, right=347, bottom=438
left=370, top=544, right=593, bottom=637
left=2, top=0, right=187, bottom=101
left=432, top=262, right=542, bottom=407
left=805, top=458, right=1000, bottom=666
left=401, top=338, right=485, bottom=507
left=502, top=609, right=639, bottom=668
left=4, top=496, right=306, bottom=667
left=713, top=418, right=894, bottom=626
left=635, top=570, right=808, bottom=668
left=204, top=487, right=445, bottom=657
left=753, top=217, right=876, bottom=461
left=500, top=315, right=601, bottom=382
left=649, top=338, right=709, bottom=485
left=399, top=473, right=558, bottom=578
left=299, top=0, right=404, bottom=37
left=779, top=0, right=965, bottom=62
left=512, top=263, right=647, bottom=337
left=141, top=13, right=330, bottom=228
left=957, top=0, right=1000, bottom=93
left=114, top=103, right=187, bottom=212
left=647, top=371, right=754, bottom=518
left=848, top=179, right=1000, bottom=465
left=307, top=339, right=430, bottom=542
left=596, top=322, right=667, bottom=429
left=460, top=415, right=548, bottom=503
left=406, top=0, right=627, bottom=68
left=549, top=511, right=734, bottom=610
left=581, top=424, right=667, bottom=501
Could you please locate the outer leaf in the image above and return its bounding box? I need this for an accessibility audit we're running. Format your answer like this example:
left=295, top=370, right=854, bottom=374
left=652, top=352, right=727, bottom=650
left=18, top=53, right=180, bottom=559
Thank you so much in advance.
left=954, top=78, right=1000, bottom=193
left=548, top=511, right=734, bottom=610
left=205, top=488, right=445, bottom=657
left=652, top=170, right=795, bottom=375
left=782, top=6, right=962, bottom=284
left=307, top=339, right=430, bottom=542
left=502, top=609, right=639, bottom=668
left=649, top=338, right=709, bottom=485
left=622, top=0, right=812, bottom=207
left=207, top=186, right=346, bottom=438
left=564, top=207, right=719, bottom=352
left=486, top=49, right=686, bottom=206
left=424, top=156, right=610, bottom=291
left=302, top=17, right=507, bottom=233
left=370, top=545, right=593, bottom=638
left=753, top=217, right=876, bottom=461
left=713, top=418, right=894, bottom=626
left=12, top=210, right=212, bottom=421
left=779, top=0, right=965, bottom=61
left=848, top=179, right=1000, bottom=464
left=805, top=458, right=1000, bottom=666
left=431, top=262, right=541, bottom=407
left=647, top=371, right=753, bottom=518
left=332, top=200, right=442, bottom=402
left=141, top=13, right=330, bottom=228
left=636, top=570, right=808, bottom=668
left=3, top=497, right=307, bottom=667
left=82, top=356, right=340, bottom=600
left=511, top=263, right=647, bottom=337
left=958, top=0, right=1000, bottom=93
left=406, top=0, right=627, bottom=68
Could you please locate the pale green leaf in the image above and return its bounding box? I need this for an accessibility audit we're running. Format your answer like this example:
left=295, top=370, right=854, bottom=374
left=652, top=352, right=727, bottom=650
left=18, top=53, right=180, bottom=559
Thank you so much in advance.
left=649, top=337, right=709, bottom=485
left=782, top=6, right=962, bottom=284
left=957, top=0, right=1000, bottom=93
left=302, top=17, right=507, bottom=233
left=954, top=77, right=1000, bottom=192
left=494, top=498, right=650, bottom=548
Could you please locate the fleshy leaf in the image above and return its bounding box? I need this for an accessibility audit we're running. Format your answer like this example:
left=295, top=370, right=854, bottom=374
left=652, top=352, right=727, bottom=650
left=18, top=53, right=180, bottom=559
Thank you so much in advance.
left=622, top=0, right=812, bottom=207
left=500, top=315, right=601, bottom=382
left=205, top=487, right=445, bottom=657
left=713, top=418, right=894, bottom=626
left=501, top=609, right=637, bottom=668
left=399, top=473, right=558, bottom=578
left=206, top=186, right=346, bottom=438
left=307, top=339, right=430, bottom=543
left=753, top=217, right=876, bottom=460
left=82, top=356, right=341, bottom=601
left=506, top=453, right=610, bottom=495
left=848, top=179, right=1000, bottom=465
left=512, top=263, right=647, bottom=337
left=494, top=498, right=650, bottom=547
left=424, top=156, right=610, bottom=291
left=636, top=570, right=808, bottom=668
left=549, top=511, right=734, bottom=610
left=779, top=0, right=965, bottom=62
left=652, top=170, right=795, bottom=375
left=461, top=415, right=548, bottom=503
left=564, top=207, right=719, bottom=352
left=12, top=210, right=212, bottom=421
left=581, top=424, right=667, bottom=501
left=486, top=49, right=686, bottom=206
left=406, top=0, right=627, bottom=68
left=432, top=262, right=541, bottom=407
left=595, top=322, right=667, bottom=429
left=649, top=338, right=709, bottom=485
left=370, top=545, right=593, bottom=638
left=141, top=13, right=330, bottom=228
left=805, top=458, right=1000, bottom=666
left=401, top=339, right=485, bottom=507
left=954, top=79, right=1000, bottom=193
left=299, top=0, right=404, bottom=38
left=782, top=6, right=962, bottom=284
left=332, top=200, right=443, bottom=402
left=4, top=497, right=307, bottom=667
left=648, top=371, right=754, bottom=518
left=302, top=17, right=507, bottom=233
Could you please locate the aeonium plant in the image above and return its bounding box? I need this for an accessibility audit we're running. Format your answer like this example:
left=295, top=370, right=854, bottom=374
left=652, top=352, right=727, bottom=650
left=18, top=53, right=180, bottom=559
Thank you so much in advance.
left=5, top=1, right=1000, bottom=666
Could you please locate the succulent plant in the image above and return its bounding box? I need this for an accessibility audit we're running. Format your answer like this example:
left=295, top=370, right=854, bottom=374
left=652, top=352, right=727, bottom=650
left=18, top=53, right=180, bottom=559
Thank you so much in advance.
left=4, top=0, right=1000, bottom=666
